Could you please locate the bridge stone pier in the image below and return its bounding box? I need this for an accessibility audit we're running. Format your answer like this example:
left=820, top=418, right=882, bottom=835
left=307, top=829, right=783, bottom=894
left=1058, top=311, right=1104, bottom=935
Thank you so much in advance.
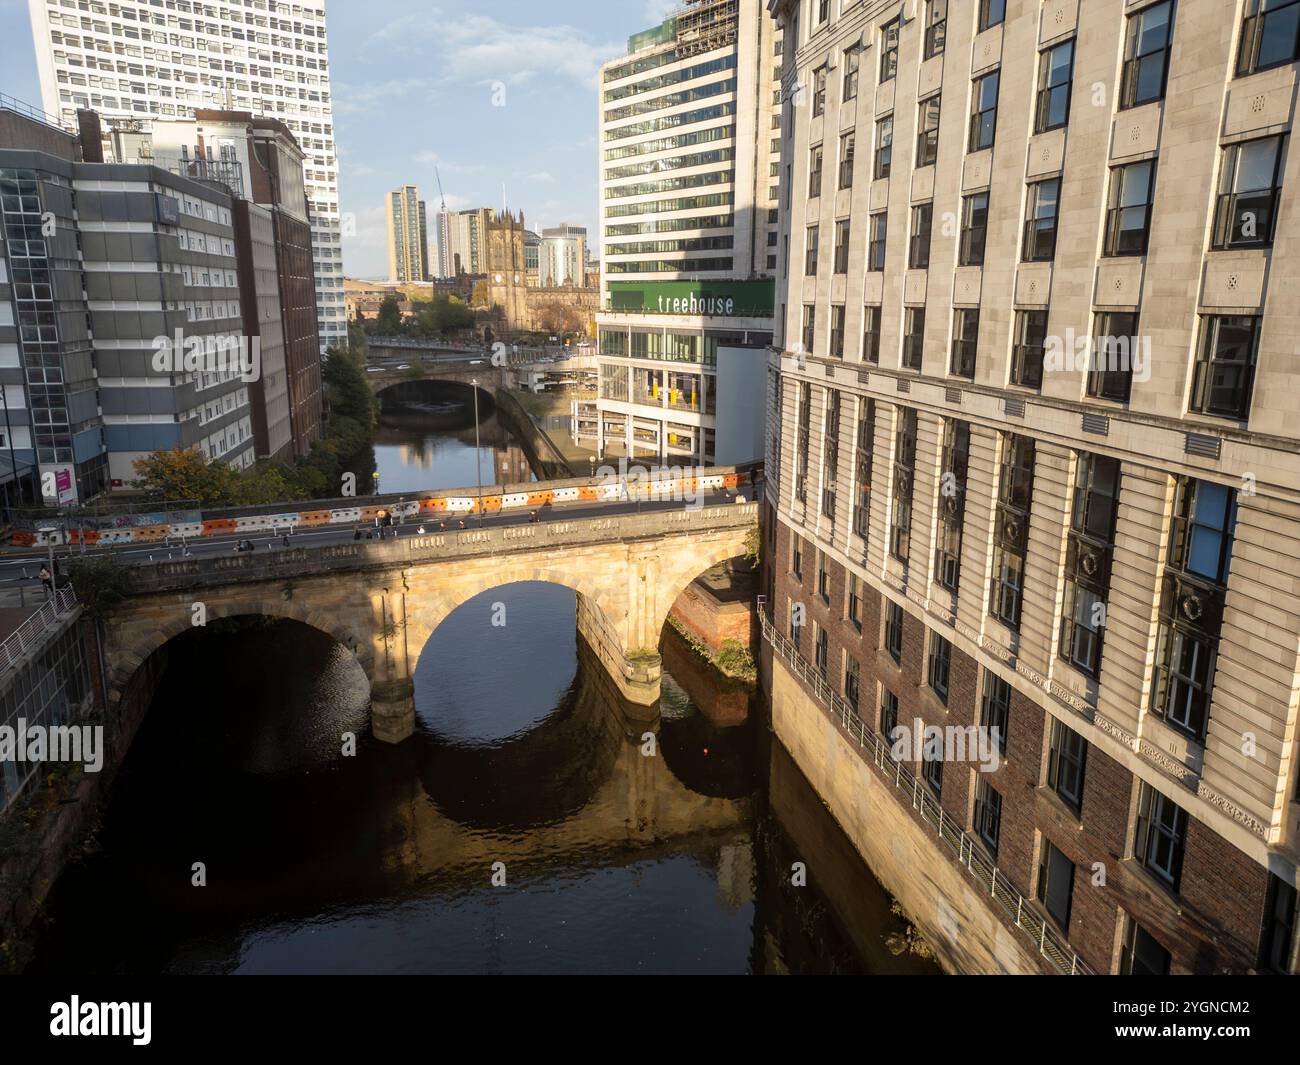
left=102, top=503, right=758, bottom=744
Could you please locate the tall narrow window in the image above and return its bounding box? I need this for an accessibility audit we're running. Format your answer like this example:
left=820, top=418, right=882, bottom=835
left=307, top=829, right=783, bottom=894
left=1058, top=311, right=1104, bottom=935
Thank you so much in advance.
left=1022, top=178, right=1060, bottom=261
left=829, top=304, right=846, bottom=359
left=1011, top=309, right=1048, bottom=389
left=874, top=115, right=894, bottom=179
left=1047, top=719, right=1088, bottom=814
left=891, top=407, right=917, bottom=561
left=805, top=224, right=820, bottom=275
left=822, top=390, right=841, bottom=522
left=1120, top=0, right=1174, bottom=109
left=1087, top=311, right=1141, bottom=404
left=1237, top=0, right=1300, bottom=76
left=862, top=305, right=882, bottom=364
left=923, top=746, right=944, bottom=797
left=795, top=381, right=811, bottom=503
left=979, top=669, right=1011, bottom=754
left=992, top=434, right=1035, bottom=630
left=801, top=305, right=816, bottom=356
left=934, top=419, right=970, bottom=591
left=925, top=0, right=948, bottom=59
left=917, top=95, right=941, bottom=166
left=1260, top=873, right=1298, bottom=973
left=1060, top=453, right=1121, bottom=677
left=1105, top=160, right=1156, bottom=256
left=978, top=0, right=1006, bottom=32
left=847, top=573, right=862, bottom=631
left=808, top=143, right=824, bottom=198
left=1035, top=39, right=1075, bottom=133
left=812, top=65, right=828, bottom=116
left=815, top=624, right=828, bottom=677
left=950, top=309, right=979, bottom=379
left=884, top=600, right=904, bottom=663
left=1151, top=477, right=1237, bottom=740
left=1134, top=782, right=1187, bottom=891
left=1037, top=839, right=1075, bottom=930
left=909, top=203, right=933, bottom=269
left=844, top=654, right=861, bottom=710
left=902, top=307, right=925, bottom=370
left=834, top=217, right=851, bottom=272
left=959, top=191, right=988, bottom=266
left=969, top=70, right=1000, bottom=152
left=881, top=687, right=900, bottom=743
left=843, top=44, right=861, bottom=101
left=868, top=211, right=888, bottom=271
left=973, top=778, right=1002, bottom=857
left=1212, top=135, right=1287, bottom=249
left=881, top=17, right=900, bottom=83
left=1190, top=315, right=1260, bottom=420
left=853, top=398, right=875, bottom=538
left=838, top=131, right=855, bottom=189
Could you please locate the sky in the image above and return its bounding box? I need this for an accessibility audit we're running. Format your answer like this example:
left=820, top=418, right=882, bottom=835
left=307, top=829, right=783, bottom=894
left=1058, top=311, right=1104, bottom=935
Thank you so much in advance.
left=0, top=0, right=681, bottom=278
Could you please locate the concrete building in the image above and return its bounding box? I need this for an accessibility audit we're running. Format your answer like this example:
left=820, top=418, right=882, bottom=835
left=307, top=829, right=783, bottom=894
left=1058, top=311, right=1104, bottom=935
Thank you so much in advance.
left=443, top=207, right=493, bottom=277
left=762, top=0, right=1299, bottom=975
left=26, top=0, right=346, bottom=353
left=387, top=184, right=429, bottom=284
left=540, top=223, right=589, bottom=288
left=594, top=0, right=783, bottom=466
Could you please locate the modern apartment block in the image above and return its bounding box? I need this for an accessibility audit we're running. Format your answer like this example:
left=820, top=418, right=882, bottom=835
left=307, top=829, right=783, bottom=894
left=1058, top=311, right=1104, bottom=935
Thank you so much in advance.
left=27, top=0, right=346, bottom=353
left=539, top=224, right=589, bottom=288
left=762, top=0, right=1299, bottom=975
left=593, top=0, right=782, bottom=466
left=387, top=184, right=429, bottom=285
left=440, top=207, right=493, bottom=278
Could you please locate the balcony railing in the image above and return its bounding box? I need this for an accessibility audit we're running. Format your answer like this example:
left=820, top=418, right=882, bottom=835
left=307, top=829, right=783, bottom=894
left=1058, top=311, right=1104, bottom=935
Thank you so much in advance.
left=0, top=585, right=79, bottom=675
left=759, top=607, right=1093, bottom=976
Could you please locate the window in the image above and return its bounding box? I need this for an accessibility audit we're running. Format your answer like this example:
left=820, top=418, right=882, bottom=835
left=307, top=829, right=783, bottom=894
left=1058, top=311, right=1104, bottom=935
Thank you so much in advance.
left=834, top=218, right=851, bottom=272
left=1060, top=452, right=1120, bottom=676
left=923, top=746, right=944, bottom=797
left=838, top=132, right=855, bottom=189
left=874, top=115, right=894, bottom=179
left=812, top=65, right=828, bottom=116
left=881, top=687, right=900, bottom=743
left=844, top=654, right=861, bottom=710
left=853, top=399, right=875, bottom=536
left=1134, top=782, right=1187, bottom=891
left=1152, top=478, right=1237, bottom=740
left=909, top=203, right=933, bottom=269
left=868, top=212, right=888, bottom=271
left=1022, top=178, right=1060, bottom=261
left=951, top=309, right=979, bottom=379
left=805, top=224, right=820, bottom=275
left=1001, top=311, right=1047, bottom=391
left=808, top=143, right=824, bottom=197
left=1035, top=39, right=1075, bottom=133
left=969, top=70, right=1000, bottom=152
left=1047, top=719, right=1088, bottom=813
left=891, top=409, right=917, bottom=562
left=903, top=308, right=925, bottom=370
left=792, top=313, right=815, bottom=369
left=1212, top=135, right=1287, bottom=249
left=991, top=434, right=1035, bottom=627
left=830, top=304, right=846, bottom=359
left=881, top=17, right=900, bottom=83
left=973, top=778, right=1002, bottom=857
left=843, top=45, right=861, bottom=101
left=935, top=418, right=970, bottom=590
left=1087, top=311, right=1140, bottom=403
left=792, top=533, right=804, bottom=579
left=1120, top=919, right=1172, bottom=975
left=847, top=573, right=862, bottom=630
left=862, top=305, right=882, bottom=364
left=978, top=0, right=1006, bottom=32
left=884, top=600, right=904, bottom=663
left=1120, top=0, right=1174, bottom=109
left=1037, top=839, right=1075, bottom=930
left=958, top=191, right=987, bottom=265
left=816, top=0, right=830, bottom=24
left=1190, top=315, right=1260, bottom=420
left=1237, top=0, right=1300, bottom=76
left=1105, top=160, right=1156, bottom=256
left=1260, top=873, right=1298, bottom=973
left=817, top=547, right=831, bottom=602
left=790, top=597, right=803, bottom=651
left=979, top=670, right=1010, bottom=754
left=917, top=95, right=941, bottom=166
left=927, top=633, right=952, bottom=704
left=815, top=624, right=829, bottom=677
left=925, top=0, right=948, bottom=59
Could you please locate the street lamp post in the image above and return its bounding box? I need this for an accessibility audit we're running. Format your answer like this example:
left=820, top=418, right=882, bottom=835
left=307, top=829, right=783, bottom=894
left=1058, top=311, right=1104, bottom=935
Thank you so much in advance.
left=471, top=378, right=484, bottom=526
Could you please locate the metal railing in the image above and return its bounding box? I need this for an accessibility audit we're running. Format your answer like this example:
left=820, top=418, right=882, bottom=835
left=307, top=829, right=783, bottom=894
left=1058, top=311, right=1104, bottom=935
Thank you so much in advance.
left=0, top=92, right=67, bottom=130
left=0, top=585, right=79, bottom=674
left=759, top=608, right=1093, bottom=975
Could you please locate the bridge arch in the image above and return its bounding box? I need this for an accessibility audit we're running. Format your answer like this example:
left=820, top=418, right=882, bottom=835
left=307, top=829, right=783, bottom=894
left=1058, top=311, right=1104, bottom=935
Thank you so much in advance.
left=641, top=521, right=756, bottom=651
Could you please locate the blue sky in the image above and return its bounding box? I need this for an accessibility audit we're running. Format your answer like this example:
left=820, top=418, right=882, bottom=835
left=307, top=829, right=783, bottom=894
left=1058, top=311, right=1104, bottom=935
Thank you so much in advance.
left=0, top=0, right=679, bottom=278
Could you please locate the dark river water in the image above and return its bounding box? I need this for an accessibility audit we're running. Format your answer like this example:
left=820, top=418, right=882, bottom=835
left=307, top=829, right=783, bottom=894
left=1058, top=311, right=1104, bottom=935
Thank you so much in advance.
left=27, top=390, right=938, bottom=975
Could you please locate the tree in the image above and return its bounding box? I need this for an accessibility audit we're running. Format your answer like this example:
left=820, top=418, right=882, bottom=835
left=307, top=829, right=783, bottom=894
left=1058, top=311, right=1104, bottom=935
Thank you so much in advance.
left=131, top=447, right=239, bottom=505
left=375, top=294, right=404, bottom=336
left=67, top=556, right=130, bottom=618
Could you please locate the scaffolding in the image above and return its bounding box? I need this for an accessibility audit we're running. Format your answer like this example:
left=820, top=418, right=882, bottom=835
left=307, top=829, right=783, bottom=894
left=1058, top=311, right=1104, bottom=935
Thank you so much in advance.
left=674, top=0, right=739, bottom=58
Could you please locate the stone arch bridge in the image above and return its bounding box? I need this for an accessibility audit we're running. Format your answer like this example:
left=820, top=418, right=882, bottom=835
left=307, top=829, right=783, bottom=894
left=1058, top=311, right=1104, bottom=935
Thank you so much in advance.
left=102, top=503, right=758, bottom=743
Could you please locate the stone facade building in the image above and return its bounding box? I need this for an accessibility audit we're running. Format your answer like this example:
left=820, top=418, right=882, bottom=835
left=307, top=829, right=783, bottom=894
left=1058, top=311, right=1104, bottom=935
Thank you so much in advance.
left=762, top=0, right=1299, bottom=974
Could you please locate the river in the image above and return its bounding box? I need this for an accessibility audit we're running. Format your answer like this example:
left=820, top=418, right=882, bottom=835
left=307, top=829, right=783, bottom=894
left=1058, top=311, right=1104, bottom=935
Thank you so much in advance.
left=27, top=384, right=938, bottom=975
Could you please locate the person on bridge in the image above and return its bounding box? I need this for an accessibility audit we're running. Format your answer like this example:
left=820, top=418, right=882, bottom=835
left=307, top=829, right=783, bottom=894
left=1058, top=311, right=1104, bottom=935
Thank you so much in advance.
left=39, top=565, right=52, bottom=594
